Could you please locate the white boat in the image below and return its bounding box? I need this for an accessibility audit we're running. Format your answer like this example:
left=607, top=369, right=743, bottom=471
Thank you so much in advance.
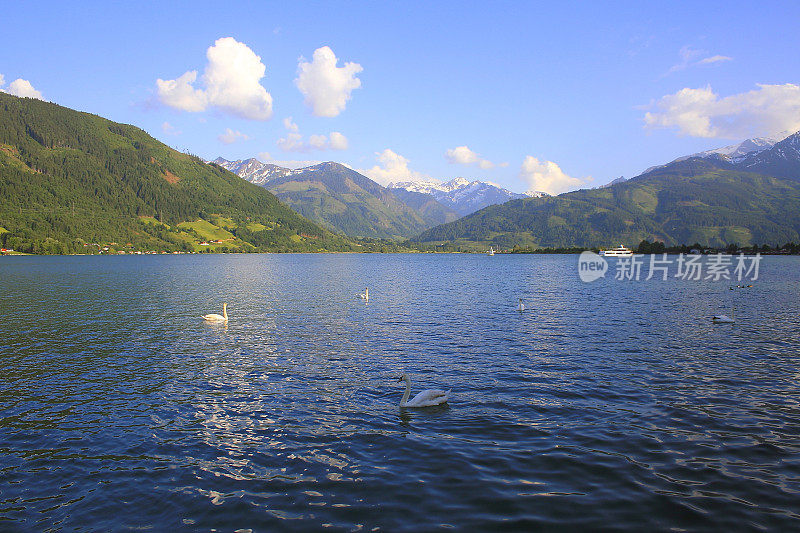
left=487, top=247, right=495, bottom=256
left=599, top=245, right=633, bottom=257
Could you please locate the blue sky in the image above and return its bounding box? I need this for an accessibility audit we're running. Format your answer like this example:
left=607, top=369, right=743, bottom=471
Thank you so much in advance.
left=2, top=1, right=799, bottom=194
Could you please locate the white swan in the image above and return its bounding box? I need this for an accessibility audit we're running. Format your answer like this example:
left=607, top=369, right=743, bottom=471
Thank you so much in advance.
left=358, top=288, right=369, bottom=301
left=397, top=373, right=449, bottom=407
left=712, top=305, right=734, bottom=323
left=203, top=303, right=228, bottom=322
left=517, top=298, right=525, bottom=312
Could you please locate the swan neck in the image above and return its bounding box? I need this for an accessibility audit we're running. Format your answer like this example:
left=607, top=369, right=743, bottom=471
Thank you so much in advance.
left=223, top=303, right=228, bottom=319
left=401, top=377, right=411, bottom=405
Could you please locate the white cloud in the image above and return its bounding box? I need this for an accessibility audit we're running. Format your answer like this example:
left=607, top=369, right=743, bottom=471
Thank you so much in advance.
left=666, top=46, right=732, bottom=76
left=519, top=156, right=590, bottom=195
left=277, top=132, right=349, bottom=152
left=359, top=149, right=430, bottom=186
left=277, top=132, right=305, bottom=152
left=276, top=118, right=348, bottom=152
left=445, top=145, right=498, bottom=169
left=156, top=71, right=206, bottom=111
left=644, top=83, right=800, bottom=139
left=329, top=131, right=348, bottom=150
left=156, top=37, right=273, bottom=120
left=283, top=117, right=299, bottom=132
left=257, top=151, right=272, bottom=161
left=308, top=134, right=327, bottom=149
left=218, top=128, right=249, bottom=144
left=0, top=77, right=44, bottom=100
left=161, top=121, right=181, bottom=135
left=295, top=46, right=362, bottom=117
left=699, top=55, right=732, bottom=65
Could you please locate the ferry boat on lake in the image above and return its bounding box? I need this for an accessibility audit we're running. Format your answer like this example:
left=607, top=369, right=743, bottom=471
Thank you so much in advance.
left=599, top=245, right=633, bottom=257
left=487, top=247, right=495, bottom=256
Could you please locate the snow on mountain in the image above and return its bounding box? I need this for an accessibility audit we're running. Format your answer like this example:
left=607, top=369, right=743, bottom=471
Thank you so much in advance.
left=735, top=130, right=800, bottom=180
left=212, top=157, right=292, bottom=186
left=693, top=131, right=791, bottom=163
left=215, top=156, right=544, bottom=218
left=388, top=177, right=536, bottom=217
left=641, top=131, right=794, bottom=175
left=388, top=179, right=446, bottom=195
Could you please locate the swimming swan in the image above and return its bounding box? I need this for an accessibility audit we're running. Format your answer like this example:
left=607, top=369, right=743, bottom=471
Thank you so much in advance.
left=397, top=373, right=449, bottom=407
left=358, top=288, right=369, bottom=301
left=203, top=303, right=228, bottom=322
left=712, top=305, right=734, bottom=323
left=517, top=298, right=525, bottom=312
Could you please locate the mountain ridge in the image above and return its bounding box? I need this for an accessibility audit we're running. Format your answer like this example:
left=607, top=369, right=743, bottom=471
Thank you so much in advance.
left=214, top=157, right=459, bottom=239
left=412, top=132, right=800, bottom=249
left=388, top=177, right=539, bottom=216
left=0, top=93, right=356, bottom=253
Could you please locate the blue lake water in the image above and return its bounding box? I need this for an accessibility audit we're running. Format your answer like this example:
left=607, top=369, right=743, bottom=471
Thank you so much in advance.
left=1, top=253, right=799, bottom=531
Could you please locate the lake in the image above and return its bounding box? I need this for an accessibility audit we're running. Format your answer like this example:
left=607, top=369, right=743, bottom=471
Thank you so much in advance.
left=1, top=253, right=799, bottom=531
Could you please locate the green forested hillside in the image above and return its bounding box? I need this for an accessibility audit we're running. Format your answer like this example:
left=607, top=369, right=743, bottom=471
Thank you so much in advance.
left=262, top=162, right=448, bottom=239
left=412, top=165, right=800, bottom=249
left=0, top=93, right=356, bottom=253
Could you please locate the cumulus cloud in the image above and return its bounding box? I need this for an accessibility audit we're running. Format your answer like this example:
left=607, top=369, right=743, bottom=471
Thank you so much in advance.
left=328, top=131, right=348, bottom=150
left=277, top=132, right=305, bottom=152
left=156, top=37, right=273, bottom=120
left=277, top=132, right=349, bottom=152
left=295, top=46, right=362, bottom=117
left=161, top=121, right=181, bottom=135
left=666, top=46, right=733, bottom=76
left=359, top=149, right=430, bottom=186
left=0, top=76, right=44, bottom=100
left=218, top=128, right=249, bottom=144
left=276, top=117, right=348, bottom=152
left=644, top=83, right=800, bottom=138
left=444, top=145, right=499, bottom=169
left=519, top=156, right=590, bottom=195
left=283, top=117, right=299, bottom=132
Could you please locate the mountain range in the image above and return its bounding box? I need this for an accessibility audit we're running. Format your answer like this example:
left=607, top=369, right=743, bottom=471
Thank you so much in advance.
left=412, top=131, right=800, bottom=249
left=387, top=177, right=536, bottom=216
left=213, top=157, right=460, bottom=239
left=3, top=91, right=799, bottom=254
left=215, top=157, right=538, bottom=239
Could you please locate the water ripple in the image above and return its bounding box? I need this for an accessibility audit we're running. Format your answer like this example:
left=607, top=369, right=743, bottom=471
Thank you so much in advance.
left=1, top=254, right=799, bottom=530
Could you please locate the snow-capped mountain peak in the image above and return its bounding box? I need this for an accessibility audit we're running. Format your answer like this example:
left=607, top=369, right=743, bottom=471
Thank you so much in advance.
left=386, top=179, right=444, bottom=194
left=696, top=131, right=792, bottom=163
left=388, top=177, right=532, bottom=216
left=212, top=157, right=292, bottom=186
left=641, top=131, right=795, bottom=175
